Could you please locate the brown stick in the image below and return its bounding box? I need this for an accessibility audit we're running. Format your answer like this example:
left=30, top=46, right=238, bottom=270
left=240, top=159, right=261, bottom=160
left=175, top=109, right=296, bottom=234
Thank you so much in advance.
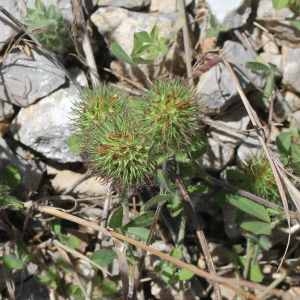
left=178, top=0, right=193, bottom=87
left=28, top=203, right=285, bottom=299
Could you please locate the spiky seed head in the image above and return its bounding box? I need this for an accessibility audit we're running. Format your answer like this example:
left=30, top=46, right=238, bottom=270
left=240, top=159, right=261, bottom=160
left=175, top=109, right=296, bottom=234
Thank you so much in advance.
left=87, top=116, right=156, bottom=186
left=144, top=80, right=199, bottom=155
left=229, top=154, right=279, bottom=203
left=71, top=85, right=127, bottom=152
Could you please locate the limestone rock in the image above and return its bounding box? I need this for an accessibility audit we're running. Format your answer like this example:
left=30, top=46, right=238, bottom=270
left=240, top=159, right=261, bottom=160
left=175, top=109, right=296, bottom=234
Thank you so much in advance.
left=0, top=1, right=24, bottom=51
left=206, top=0, right=252, bottom=30
left=196, top=41, right=264, bottom=114
left=282, top=47, right=300, bottom=93
left=12, top=84, right=82, bottom=163
left=0, top=50, right=66, bottom=107
left=47, top=166, right=110, bottom=197
left=150, top=0, right=192, bottom=13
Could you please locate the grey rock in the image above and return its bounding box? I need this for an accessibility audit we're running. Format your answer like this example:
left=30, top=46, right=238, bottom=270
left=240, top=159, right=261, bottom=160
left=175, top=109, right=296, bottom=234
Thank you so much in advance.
left=291, top=111, right=300, bottom=128
left=282, top=47, right=300, bottom=93
left=68, top=67, right=89, bottom=88
left=202, top=104, right=249, bottom=171
left=261, top=32, right=280, bottom=54
left=150, top=0, right=192, bottom=13
left=207, top=0, right=251, bottom=30
left=257, top=0, right=300, bottom=46
left=202, top=137, right=235, bottom=171
left=0, top=101, right=14, bottom=121
left=12, top=84, right=82, bottom=163
left=257, top=0, right=294, bottom=19
left=0, top=1, right=24, bottom=51
left=91, top=7, right=181, bottom=54
left=0, top=50, right=66, bottom=107
left=236, top=136, right=261, bottom=165
left=196, top=41, right=263, bottom=114
left=91, top=7, right=183, bottom=81
left=98, top=0, right=150, bottom=10
left=47, top=166, right=110, bottom=196
left=25, top=0, right=73, bottom=22
left=284, top=91, right=300, bottom=113
left=259, top=53, right=283, bottom=72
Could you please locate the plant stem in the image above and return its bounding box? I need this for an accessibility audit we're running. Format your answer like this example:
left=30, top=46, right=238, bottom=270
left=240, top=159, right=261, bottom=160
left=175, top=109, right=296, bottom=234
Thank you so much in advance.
left=174, top=175, right=222, bottom=300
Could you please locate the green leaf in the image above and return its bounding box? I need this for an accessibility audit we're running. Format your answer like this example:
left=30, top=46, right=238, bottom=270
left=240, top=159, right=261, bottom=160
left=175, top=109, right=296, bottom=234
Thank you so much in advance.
left=272, top=0, right=290, bottom=9
left=111, top=42, right=134, bottom=64
left=0, top=194, right=24, bottom=210
left=240, top=257, right=264, bottom=282
left=0, top=165, right=22, bottom=188
left=59, top=234, right=81, bottom=250
left=102, top=278, right=119, bottom=297
left=277, top=131, right=292, bottom=155
left=171, top=247, right=183, bottom=259
left=90, top=249, right=116, bottom=267
left=249, top=261, right=264, bottom=282
left=108, top=206, right=123, bottom=229
left=124, top=212, right=155, bottom=229
left=67, top=284, right=85, bottom=300
left=126, top=227, right=150, bottom=241
left=38, top=266, right=59, bottom=290
left=263, top=73, right=275, bottom=101
left=246, top=61, right=270, bottom=75
left=3, top=255, right=25, bottom=270
left=291, top=20, right=300, bottom=31
left=177, top=268, right=194, bottom=281
left=258, top=236, right=272, bottom=251
left=240, top=221, right=272, bottom=235
left=226, top=195, right=271, bottom=223
left=142, top=194, right=169, bottom=210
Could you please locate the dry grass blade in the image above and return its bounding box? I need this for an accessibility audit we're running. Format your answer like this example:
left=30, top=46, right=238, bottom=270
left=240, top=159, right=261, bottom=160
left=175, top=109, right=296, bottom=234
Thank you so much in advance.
left=222, top=57, right=291, bottom=270
left=26, top=203, right=287, bottom=299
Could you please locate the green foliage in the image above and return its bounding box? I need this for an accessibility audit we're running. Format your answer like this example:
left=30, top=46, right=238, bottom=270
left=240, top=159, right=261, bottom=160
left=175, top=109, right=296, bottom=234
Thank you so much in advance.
left=246, top=61, right=280, bottom=104
left=156, top=246, right=194, bottom=284
left=226, top=195, right=271, bottom=223
left=111, top=25, right=168, bottom=65
left=90, top=249, right=117, bottom=267
left=1, top=243, right=31, bottom=271
left=276, top=128, right=300, bottom=175
left=144, top=80, right=203, bottom=157
left=2, top=255, right=25, bottom=270
left=24, top=0, right=72, bottom=54
left=0, top=165, right=24, bottom=210
left=226, top=154, right=279, bottom=203
left=52, top=221, right=82, bottom=250
left=273, top=0, right=300, bottom=13
left=70, top=80, right=205, bottom=187
left=88, top=116, right=156, bottom=185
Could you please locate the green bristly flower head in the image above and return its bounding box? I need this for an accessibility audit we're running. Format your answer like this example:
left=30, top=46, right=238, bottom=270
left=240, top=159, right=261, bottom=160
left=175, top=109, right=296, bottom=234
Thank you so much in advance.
left=87, top=116, right=156, bottom=186
left=144, top=80, right=200, bottom=155
left=70, top=86, right=127, bottom=152
left=69, top=81, right=206, bottom=186
left=228, top=154, right=279, bottom=203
